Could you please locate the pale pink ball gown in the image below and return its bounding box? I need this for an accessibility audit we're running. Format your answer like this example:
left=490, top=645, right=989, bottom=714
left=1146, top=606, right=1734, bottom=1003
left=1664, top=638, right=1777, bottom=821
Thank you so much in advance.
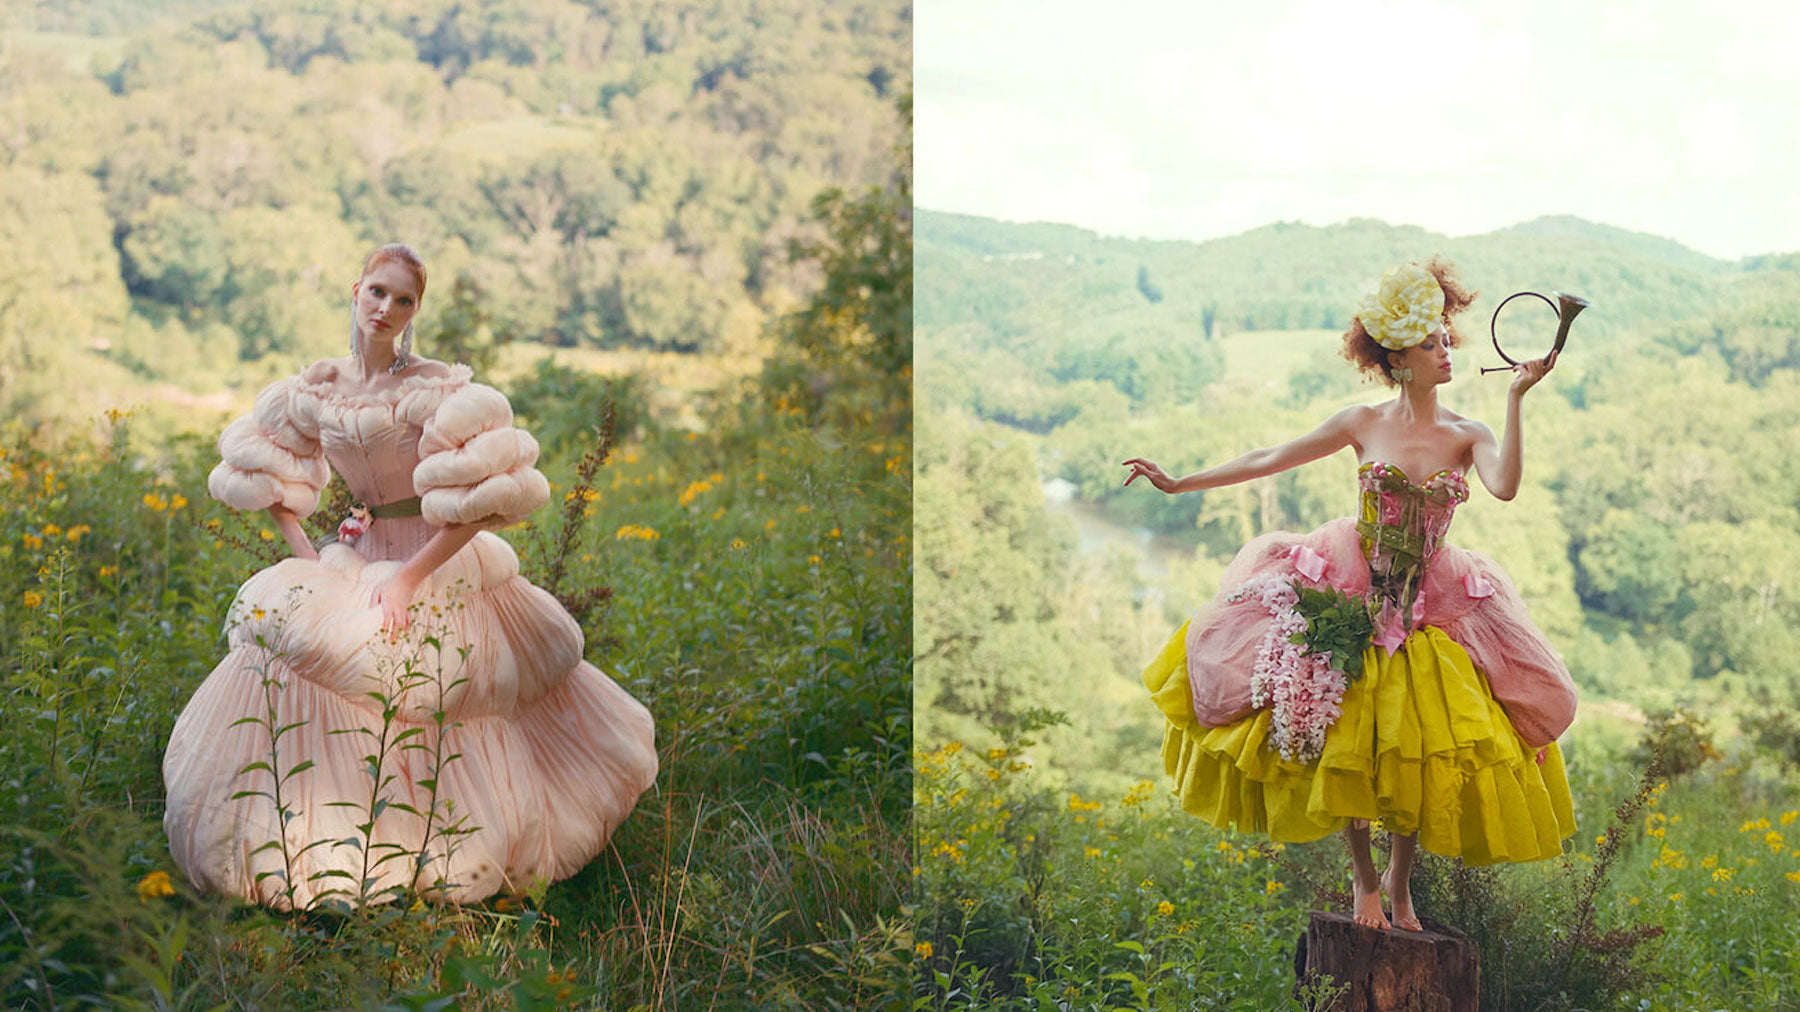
left=164, top=359, right=658, bottom=908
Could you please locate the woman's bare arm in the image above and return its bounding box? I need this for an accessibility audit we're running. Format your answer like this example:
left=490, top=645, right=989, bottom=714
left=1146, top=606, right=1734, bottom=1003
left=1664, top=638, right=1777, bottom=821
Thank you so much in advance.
left=268, top=505, right=319, bottom=561
left=1123, top=405, right=1363, bottom=494
left=1469, top=351, right=1556, bottom=501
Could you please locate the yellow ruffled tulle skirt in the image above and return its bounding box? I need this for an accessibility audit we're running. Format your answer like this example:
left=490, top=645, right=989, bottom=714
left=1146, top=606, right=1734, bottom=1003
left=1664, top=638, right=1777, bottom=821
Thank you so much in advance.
left=1144, top=622, right=1575, bottom=865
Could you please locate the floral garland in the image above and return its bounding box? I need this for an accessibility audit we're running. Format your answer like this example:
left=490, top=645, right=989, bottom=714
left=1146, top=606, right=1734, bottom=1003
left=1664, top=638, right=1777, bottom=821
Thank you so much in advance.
left=1225, top=574, right=1374, bottom=763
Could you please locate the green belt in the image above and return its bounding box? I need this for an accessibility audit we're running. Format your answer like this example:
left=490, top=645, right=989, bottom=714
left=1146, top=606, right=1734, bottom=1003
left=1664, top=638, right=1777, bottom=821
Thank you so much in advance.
left=1356, top=518, right=1424, bottom=558
left=364, top=496, right=423, bottom=519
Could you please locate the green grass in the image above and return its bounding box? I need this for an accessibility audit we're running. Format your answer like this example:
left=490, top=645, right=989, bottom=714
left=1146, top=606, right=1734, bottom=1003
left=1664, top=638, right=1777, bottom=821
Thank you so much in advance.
left=0, top=380, right=910, bottom=1009
left=433, top=118, right=604, bottom=162
left=913, top=720, right=1800, bottom=1011
left=6, top=31, right=128, bottom=74
left=1214, top=328, right=1340, bottom=387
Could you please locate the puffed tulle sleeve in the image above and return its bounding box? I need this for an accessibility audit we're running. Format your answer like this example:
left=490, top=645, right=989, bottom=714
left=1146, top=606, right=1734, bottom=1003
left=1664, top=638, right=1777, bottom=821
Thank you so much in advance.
left=206, top=376, right=330, bottom=516
left=413, top=382, right=550, bottom=529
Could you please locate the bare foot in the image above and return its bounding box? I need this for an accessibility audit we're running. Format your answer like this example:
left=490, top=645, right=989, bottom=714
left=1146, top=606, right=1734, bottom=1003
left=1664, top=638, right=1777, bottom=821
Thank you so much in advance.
left=1352, top=879, right=1389, bottom=929
left=1380, top=867, right=1422, bottom=932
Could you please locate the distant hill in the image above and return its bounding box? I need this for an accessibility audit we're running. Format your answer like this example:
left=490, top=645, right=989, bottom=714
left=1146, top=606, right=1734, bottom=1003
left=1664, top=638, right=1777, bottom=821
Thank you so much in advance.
left=917, top=209, right=1758, bottom=344
left=1492, top=215, right=1728, bottom=275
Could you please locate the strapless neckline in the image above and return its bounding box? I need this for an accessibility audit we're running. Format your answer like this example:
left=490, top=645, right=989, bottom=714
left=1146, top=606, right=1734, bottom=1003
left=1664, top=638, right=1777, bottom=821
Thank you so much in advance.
left=1358, top=459, right=1464, bottom=489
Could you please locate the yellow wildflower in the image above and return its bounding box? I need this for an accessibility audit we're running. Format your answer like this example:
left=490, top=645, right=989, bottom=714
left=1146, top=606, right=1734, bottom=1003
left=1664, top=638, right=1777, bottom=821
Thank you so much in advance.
left=1783, top=811, right=1799, bottom=826
left=1713, top=867, right=1735, bottom=882
left=258, top=529, right=274, bottom=541
left=1067, top=793, right=1102, bottom=813
left=135, top=870, right=175, bottom=902
left=985, top=769, right=1001, bottom=781
left=65, top=524, right=91, bottom=542
left=1084, top=846, right=1102, bottom=859
left=1265, top=880, right=1285, bottom=895
left=22, top=591, right=43, bottom=609
left=142, top=493, right=168, bottom=512
left=169, top=494, right=187, bottom=510
left=828, top=526, right=841, bottom=539
left=1785, top=870, right=1800, bottom=884
left=98, top=565, right=118, bottom=578
left=1702, top=855, right=1718, bottom=870
left=42, top=523, right=61, bottom=537
left=21, top=533, right=42, bottom=550
left=1156, top=900, right=1174, bottom=917
left=808, top=554, right=821, bottom=565
left=915, top=941, right=933, bottom=959
left=988, top=748, right=1007, bottom=760
left=730, top=538, right=746, bottom=550
left=1667, top=893, right=1684, bottom=902
left=1766, top=831, right=1785, bottom=853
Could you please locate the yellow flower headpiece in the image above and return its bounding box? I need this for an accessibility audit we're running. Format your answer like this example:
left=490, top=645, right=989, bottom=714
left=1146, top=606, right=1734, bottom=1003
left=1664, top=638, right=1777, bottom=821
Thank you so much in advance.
left=1355, top=263, right=1445, bottom=351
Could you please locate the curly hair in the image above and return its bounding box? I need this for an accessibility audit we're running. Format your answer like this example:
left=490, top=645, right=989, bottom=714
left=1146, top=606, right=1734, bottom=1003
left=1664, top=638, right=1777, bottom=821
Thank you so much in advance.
left=1340, top=256, right=1476, bottom=385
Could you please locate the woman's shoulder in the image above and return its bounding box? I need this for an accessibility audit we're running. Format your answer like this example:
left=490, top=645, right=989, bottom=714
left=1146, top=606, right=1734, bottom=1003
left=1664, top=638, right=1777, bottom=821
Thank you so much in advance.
left=401, top=356, right=458, bottom=383
left=294, top=356, right=471, bottom=400
left=1437, top=408, right=1494, bottom=437
left=298, top=357, right=348, bottom=390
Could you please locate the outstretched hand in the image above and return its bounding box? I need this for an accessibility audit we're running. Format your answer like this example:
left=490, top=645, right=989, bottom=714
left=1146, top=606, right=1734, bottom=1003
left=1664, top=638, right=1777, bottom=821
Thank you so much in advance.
left=1509, top=349, right=1558, bottom=397
left=1121, top=458, right=1177, bottom=493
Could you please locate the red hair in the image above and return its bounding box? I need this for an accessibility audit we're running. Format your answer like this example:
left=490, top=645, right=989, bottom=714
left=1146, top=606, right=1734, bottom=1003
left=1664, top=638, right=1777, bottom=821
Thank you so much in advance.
left=1340, top=256, right=1476, bottom=385
left=360, top=242, right=427, bottom=299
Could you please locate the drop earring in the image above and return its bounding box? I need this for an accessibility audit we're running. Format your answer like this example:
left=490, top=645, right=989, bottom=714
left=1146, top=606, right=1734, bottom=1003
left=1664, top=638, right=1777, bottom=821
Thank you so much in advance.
left=1394, top=367, right=1414, bottom=384
left=389, top=322, right=413, bottom=374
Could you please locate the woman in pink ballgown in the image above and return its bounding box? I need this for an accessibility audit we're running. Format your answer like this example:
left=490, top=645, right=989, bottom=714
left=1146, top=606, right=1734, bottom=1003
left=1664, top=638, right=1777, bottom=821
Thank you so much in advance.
left=1124, top=259, right=1577, bottom=932
left=163, top=244, right=658, bottom=909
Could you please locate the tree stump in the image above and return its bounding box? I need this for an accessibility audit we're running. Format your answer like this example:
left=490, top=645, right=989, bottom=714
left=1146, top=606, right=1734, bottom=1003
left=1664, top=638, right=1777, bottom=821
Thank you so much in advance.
left=1293, top=911, right=1479, bottom=1012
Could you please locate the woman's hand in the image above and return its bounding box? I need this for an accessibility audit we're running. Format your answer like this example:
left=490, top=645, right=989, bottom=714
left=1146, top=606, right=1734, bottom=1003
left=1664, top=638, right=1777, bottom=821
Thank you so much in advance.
left=374, top=574, right=420, bottom=633
left=1509, top=349, right=1558, bottom=397
left=1121, top=458, right=1178, bottom=493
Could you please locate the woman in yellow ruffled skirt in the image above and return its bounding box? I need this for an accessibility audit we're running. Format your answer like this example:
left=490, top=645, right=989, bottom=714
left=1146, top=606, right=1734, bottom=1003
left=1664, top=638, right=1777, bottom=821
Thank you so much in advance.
left=1123, top=259, right=1576, bottom=931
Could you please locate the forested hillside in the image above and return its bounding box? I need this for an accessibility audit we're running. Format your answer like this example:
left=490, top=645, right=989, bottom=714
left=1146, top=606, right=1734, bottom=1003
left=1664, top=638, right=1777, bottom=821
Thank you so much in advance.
left=1, top=0, right=908, bottom=425
left=917, top=207, right=1800, bottom=774
left=913, top=210, right=1800, bottom=1010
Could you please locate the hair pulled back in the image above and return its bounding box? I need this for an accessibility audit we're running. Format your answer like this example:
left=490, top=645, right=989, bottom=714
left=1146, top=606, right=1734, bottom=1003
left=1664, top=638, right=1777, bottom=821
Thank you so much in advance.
left=1340, top=255, right=1475, bottom=385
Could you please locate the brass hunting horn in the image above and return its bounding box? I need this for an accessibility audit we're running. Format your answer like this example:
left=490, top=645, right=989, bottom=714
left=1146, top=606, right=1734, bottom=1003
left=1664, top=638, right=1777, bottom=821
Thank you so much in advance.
left=1479, top=291, right=1590, bottom=374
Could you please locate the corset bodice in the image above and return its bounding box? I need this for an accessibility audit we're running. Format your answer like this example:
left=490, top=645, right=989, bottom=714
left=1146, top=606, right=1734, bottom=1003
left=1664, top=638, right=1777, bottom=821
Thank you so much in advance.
left=1356, top=460, right=1470, bottom=626
left=309, top=388, right=437, bottom=563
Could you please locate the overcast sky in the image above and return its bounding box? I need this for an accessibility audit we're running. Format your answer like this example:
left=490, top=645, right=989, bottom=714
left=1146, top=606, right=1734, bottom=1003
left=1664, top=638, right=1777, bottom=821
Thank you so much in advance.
left=916, top=0, right=1800, bottom=261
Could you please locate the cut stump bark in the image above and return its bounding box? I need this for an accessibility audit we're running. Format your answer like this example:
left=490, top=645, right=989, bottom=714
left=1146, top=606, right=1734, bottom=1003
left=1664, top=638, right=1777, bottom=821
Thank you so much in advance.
left=1293, top=910, right=1479, bottom=1012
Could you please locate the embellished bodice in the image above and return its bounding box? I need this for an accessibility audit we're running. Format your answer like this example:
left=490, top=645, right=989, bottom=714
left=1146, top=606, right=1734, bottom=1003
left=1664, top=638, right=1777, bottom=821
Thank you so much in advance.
left=1356, top=461, right=1470, bottom=628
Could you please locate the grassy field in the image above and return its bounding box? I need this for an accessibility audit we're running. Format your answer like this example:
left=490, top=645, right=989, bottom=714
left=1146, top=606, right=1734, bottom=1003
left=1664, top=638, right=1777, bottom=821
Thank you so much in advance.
left=0, top=375, right=911, bottom=1009
left=913, top=720, right=1800, bottom=1010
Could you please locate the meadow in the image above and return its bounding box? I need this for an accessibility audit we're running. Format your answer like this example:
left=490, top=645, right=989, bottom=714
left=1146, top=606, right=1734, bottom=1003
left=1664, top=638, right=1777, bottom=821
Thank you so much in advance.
left=913, top=713, right=1800, bottom=1011
left=0, top=360, right=911, bottom=1009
